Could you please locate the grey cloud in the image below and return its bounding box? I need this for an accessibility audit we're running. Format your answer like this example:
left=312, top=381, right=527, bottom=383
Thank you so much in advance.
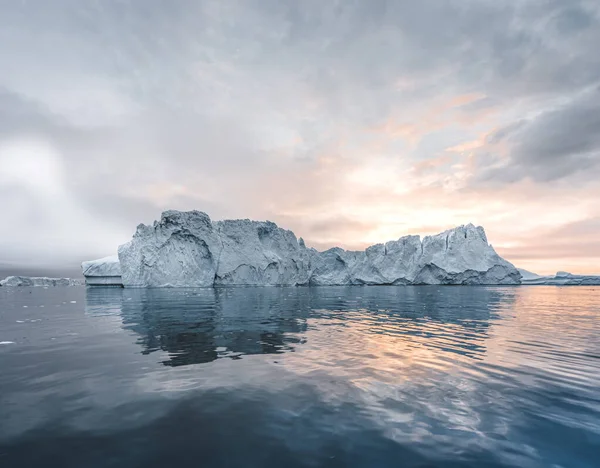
left=477, top=87, right=600, bottom=183
left=553, top=5, right=594, bottom=34
left=0, top=88, right=63, bottom=136
left=4, top=1, right=600, bottom=125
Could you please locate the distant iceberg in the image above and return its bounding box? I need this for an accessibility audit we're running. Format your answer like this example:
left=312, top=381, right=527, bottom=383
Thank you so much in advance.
left=81, top=255, right=122, bottom=286
left=83, top=210, right=521, bottom=288
left=517, top=268, right=542, bottom=280
left=0, top=276, right=83, bottom=287
left=520, top=271, right=600, bottom=285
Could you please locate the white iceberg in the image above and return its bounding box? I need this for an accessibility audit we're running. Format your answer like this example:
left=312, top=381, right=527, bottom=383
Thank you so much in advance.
left=0, top=276, right=83, bottom=287
left=81, top=255, right=122, bottom=286
left=112, top=210, right=521, bottom=288
left=517, top=268, right=541, bottom=280
left=520, top=271, right=600, bottom=285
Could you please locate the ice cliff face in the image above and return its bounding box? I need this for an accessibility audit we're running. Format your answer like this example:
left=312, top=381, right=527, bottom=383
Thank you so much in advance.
left=0, top=276, right=83, bottom=287
left=82, top=255, right=121, bottom=277
left=81, top=255, right=122, bottom=286
left=116, top=210, right=521, bottom=288
left=310, top=224, right=519, bottom=285
left=118, top=211, right=312, bottom=287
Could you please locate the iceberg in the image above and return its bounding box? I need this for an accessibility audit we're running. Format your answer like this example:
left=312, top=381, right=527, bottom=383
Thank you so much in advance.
left=111, top=210, right=521, bottom=288
left=517, top=268, right=541, bottom=280
left=117, top=211, right=312, bottom=287
left=81, top=255, right=123, bottom=286
left=520, top=271, right=600, bottom=285
left=0, top=276, right=83, bottom=287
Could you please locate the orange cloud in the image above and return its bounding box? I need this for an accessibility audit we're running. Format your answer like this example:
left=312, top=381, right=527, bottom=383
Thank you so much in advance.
left=443, top=93, right=487, bottom=110
left=371, top=93, right=494, bottom=149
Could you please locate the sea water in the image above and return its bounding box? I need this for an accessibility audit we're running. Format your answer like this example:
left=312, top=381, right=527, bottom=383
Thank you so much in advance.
left=1, top=285, right=599, bottom=467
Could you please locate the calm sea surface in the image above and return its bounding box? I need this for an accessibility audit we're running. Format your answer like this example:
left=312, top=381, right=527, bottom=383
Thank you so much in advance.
left=1, top=286, right=599, bottom=468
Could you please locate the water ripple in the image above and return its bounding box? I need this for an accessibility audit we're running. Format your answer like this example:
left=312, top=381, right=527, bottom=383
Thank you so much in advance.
left=1, top=285, right=599, bottom=467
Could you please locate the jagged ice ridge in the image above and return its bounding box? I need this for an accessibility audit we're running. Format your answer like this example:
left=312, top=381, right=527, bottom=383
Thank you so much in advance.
left=95, top=210, right=521, bottom=288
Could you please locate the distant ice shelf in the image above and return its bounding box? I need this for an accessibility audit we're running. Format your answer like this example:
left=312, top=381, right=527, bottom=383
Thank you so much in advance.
left=520, top=271, right=600, bottom=286
left=0, top=276, right=84, bottom=287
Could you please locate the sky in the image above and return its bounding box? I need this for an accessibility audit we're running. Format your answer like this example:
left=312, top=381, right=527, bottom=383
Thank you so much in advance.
left=1, top=0, right=600, bottom=276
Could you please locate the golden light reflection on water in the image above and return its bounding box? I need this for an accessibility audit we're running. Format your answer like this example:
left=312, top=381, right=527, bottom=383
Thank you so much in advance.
left=279, top=287, right=600, bottom=381
left=271, top=286, right=600, bottom=452
left=483, top=287, right=600, bottom=386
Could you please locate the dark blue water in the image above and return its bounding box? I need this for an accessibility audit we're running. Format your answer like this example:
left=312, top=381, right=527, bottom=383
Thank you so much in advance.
left=1, top=286, right=599, bottom=467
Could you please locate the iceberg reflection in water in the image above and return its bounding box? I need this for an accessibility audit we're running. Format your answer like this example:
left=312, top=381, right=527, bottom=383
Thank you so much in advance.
left=1, top=285, right=599, bottom=467
left=84, top=286, right=507, bottom=366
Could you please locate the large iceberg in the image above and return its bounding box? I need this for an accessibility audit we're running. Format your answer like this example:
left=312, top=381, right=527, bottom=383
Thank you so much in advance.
left=0, top=276, right=83, bottom=287
left=118, top=211, right=312, bottom=287
left=112, top=210, right=521, bottom=288
left=81, top=255, right=122, bottom=286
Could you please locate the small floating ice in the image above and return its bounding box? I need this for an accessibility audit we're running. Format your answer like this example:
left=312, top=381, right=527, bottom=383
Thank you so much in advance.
left=0, top=341, right=15, bottom=345
left=70, top=301, right=77, bottom=304
left=16, top=320, right=24, bottom=323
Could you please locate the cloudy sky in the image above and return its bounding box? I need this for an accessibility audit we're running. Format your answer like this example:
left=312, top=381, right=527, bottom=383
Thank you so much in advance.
left=1, top=0, right=600, bottom=276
